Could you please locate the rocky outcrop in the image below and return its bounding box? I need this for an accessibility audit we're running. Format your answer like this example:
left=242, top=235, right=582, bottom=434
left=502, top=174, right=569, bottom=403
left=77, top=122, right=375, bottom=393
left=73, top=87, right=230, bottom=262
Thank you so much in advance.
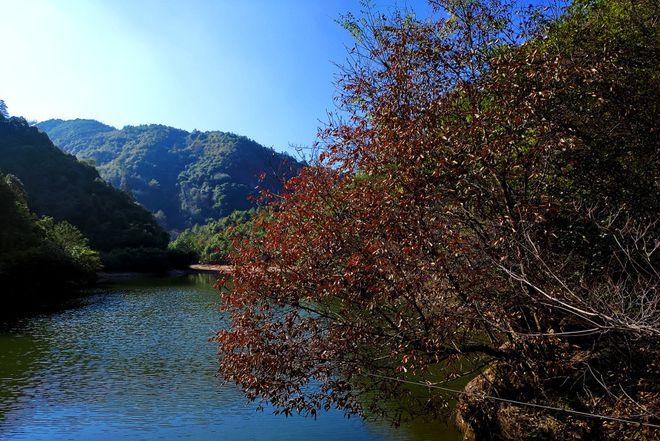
left=455, top=363, right=593, bottom=440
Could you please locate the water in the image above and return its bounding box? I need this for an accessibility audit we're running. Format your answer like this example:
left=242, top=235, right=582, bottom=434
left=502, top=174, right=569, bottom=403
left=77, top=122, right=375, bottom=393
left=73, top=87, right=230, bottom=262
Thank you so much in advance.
left=0, top=274, right=461, bottom=440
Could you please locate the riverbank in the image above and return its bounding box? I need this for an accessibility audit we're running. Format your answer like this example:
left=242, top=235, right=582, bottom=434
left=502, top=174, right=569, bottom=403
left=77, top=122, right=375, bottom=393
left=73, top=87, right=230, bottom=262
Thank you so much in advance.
left=189, top=264, right=233, bottom=273
left=96, top=265, right=231, bottom=282
left=96, top=269, right=186, bottom=282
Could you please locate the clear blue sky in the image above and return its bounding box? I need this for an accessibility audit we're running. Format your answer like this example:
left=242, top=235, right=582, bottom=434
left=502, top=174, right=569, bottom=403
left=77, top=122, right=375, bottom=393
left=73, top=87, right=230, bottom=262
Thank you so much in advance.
left=1, top=0, right=431, bottom=154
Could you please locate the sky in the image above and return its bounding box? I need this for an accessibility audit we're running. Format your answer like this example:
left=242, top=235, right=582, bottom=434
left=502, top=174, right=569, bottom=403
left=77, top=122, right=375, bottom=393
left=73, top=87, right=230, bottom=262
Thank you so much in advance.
left=1, top=0, right=431, bottom=154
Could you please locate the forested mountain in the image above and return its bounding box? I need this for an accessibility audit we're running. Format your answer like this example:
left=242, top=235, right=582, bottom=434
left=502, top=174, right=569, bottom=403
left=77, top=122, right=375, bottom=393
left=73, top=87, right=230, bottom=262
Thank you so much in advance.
left=0, top=116, right=169, bottom=268
left=36, top=118, right=115, bottom=156
left=37, top=119, right=302, bottom=230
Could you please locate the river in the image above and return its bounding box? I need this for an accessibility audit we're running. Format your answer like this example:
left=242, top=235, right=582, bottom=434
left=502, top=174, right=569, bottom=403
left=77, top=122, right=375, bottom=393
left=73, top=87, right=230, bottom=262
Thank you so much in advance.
left=0, top=273, right=461, bottom=440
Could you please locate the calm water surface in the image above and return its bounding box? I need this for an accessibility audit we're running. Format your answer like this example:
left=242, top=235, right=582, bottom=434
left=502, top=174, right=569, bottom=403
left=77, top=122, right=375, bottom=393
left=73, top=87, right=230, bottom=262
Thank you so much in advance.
left=0, top=274, right=461, bottom=440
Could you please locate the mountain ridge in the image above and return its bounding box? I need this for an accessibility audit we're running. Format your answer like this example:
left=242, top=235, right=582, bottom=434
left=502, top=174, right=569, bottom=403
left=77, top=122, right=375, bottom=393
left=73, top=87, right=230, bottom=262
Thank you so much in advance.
left=0, top=116, right=169, bottom=259
left=37, top=119, right=302, bottom=231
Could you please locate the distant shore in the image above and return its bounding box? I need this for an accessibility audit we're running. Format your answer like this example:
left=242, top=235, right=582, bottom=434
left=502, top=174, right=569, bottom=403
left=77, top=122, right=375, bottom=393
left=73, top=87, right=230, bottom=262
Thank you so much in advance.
left=189, top=264, right=233, bottom=273
left=96, top=265, right=232, bottom=281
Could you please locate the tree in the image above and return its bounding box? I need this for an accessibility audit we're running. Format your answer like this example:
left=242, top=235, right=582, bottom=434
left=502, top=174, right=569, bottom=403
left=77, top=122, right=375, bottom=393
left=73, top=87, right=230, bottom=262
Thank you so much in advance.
left=215, top=0, right=658, bottom=437
left=4, top=174, right=27, bottom=206
left=0, top=100, right=8, bottom=119
left=36, top=217, right=102, bottom=274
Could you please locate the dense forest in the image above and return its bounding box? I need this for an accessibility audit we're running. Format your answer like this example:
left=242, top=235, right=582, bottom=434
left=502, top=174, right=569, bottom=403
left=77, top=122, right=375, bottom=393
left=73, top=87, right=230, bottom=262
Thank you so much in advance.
left=0, top=172, right=100, bottom=311
left=0, top=115, right=171, bottom=271
left=168, top=208, right=256, bottom=264
left=216, top=0, right=659, bottom=439
left=37, top=119, right=302, bottom=231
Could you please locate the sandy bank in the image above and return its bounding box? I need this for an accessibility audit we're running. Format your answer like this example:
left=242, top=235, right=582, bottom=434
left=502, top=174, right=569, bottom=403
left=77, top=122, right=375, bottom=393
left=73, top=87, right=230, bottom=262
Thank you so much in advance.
left=189, top=264, right=233, bottom=273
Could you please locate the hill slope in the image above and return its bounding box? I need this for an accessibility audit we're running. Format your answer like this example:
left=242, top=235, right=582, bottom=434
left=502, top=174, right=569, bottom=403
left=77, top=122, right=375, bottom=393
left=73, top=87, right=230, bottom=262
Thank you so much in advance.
left=0, top=117, right=169, bottom=255
left=0, top=173, right=101, bottom=308
left=38, top=119, right=302, bottom=230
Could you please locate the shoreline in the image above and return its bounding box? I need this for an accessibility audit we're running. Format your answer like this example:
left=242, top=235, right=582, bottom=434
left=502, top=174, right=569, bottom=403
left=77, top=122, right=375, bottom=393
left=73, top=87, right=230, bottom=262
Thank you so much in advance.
left=188, top=264, right=233, bottom=273
left=95, top=264, right=231, bottom=283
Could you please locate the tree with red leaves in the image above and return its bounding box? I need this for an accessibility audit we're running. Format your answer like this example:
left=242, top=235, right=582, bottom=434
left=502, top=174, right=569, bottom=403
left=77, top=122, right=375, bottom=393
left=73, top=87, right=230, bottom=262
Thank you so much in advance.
left=215, top=0, right=658, bottom=437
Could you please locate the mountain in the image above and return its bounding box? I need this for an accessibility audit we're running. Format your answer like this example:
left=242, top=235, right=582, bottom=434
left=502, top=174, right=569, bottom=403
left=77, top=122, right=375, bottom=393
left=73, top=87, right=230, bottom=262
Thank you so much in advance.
left=0, top=117, right=169, bottom=265
left=37, top=119, right=302, bottom=231
left=36, top=118, right=115, bottom=156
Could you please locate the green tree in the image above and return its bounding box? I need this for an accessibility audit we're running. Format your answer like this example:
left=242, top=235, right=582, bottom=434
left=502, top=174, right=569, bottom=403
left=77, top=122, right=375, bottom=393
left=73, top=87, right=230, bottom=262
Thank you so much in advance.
left=36, top=217, right=102, bottom=274
left=0, top=100, right=8, bottom=119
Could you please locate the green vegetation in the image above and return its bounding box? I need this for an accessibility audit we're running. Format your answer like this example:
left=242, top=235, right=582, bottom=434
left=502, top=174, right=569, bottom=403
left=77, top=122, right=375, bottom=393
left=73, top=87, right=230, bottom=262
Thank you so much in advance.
left=0, top=173, right=101, bottom=310
left=169, top=208, right=256, bottom=264
left=0, top=99, right=8, bottom=119
left=36, top=216, right=102, bottom=275
left=37, top=120, right=302, bottom=231
left=0, top=116, right=171, bottom=271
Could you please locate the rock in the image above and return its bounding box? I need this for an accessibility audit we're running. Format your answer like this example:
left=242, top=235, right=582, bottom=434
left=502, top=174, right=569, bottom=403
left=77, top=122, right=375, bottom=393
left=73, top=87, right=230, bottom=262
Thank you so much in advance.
left=455, top=363, right=593, bottom=440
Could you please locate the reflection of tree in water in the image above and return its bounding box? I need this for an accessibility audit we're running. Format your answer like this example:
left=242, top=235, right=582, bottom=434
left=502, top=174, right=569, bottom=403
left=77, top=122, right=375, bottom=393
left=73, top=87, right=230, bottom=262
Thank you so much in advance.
left=0, top=274, right=225, bottom=430
left=358, top=365, right=469, bottom=441
left=0, top=331, right=49, bottom=422
left=97, top=272, right=217, bottom=290
left=362, top=413, right=462, bottom=441
left=0, top=292, right=91, bottom=425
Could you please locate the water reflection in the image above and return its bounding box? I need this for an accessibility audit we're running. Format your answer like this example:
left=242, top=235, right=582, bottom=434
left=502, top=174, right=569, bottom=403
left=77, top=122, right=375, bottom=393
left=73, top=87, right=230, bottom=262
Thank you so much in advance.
left=0, top=274, right=461, bottom=440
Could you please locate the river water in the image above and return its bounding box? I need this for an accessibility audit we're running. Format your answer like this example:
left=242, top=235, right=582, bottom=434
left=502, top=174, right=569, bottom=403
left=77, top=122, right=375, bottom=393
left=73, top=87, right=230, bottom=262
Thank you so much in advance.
left=0, top=274, right=461, bottom=440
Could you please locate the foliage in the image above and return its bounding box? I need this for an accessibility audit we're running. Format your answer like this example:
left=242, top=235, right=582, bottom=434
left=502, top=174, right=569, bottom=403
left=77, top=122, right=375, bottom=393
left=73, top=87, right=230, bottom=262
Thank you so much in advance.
left=35, top=118, right=115, bottom=156
left=168, top=209, right=257, bottom=264
left=0, top=116, right=170, bottom=270
left=37, top=120, right=302, bottom=231
left=0, top=174, right=101, bottom=310
left=215, top=0, right=659, bottom=437
left=0, top=99, right=8, bottom=119
left=36, top=217, right=102, bottom=274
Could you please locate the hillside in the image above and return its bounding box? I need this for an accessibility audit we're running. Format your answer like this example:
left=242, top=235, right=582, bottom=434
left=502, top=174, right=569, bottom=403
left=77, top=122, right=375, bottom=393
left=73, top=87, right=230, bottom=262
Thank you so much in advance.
left=0, top=117, right=169, bottom=263
left=0, top=172, right=100, bottom=307
left=168, top=208, right=257, bottom=264
left=38, top=119, right=302, bottom=230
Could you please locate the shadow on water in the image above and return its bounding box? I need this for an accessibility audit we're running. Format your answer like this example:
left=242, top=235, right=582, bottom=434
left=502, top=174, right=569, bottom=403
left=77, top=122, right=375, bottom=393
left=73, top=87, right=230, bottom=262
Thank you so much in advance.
left=0, top=273, right=462, bottom=441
